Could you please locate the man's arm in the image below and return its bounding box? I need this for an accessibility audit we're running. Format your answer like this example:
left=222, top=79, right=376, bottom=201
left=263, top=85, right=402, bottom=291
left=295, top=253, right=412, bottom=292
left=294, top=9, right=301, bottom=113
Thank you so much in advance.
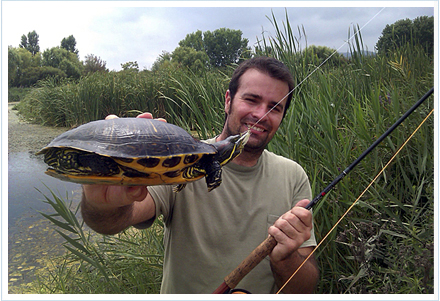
left=270, top=246, right=319, bottom=293
left=81, top=185, right=156, bottom=235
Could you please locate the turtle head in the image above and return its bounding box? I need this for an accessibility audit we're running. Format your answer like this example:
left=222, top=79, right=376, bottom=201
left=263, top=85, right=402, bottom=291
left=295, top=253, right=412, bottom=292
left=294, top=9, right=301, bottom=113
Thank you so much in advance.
left=213, top=130, right=250, bottom=166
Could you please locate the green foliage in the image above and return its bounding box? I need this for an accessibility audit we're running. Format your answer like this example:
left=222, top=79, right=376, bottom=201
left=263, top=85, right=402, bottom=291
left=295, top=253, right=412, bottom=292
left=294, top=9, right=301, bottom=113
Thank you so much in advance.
left=203, top=28, right=250, bottom=67
left=121, top=61, right=139, bottom=72
left=18, top=66, right=66, bottom=87
left=42, top=47, right=83, bottom=78
left=8, top=46, right=42, bottom=87
left=60, top=35, right=79, bottom=55
left=179, top=28, right=250, bottom=68
left=8, top=47, right=22, bottom=86
left=34, top=188, right=163, bottom=293
left=150, top=51, right=172, bottom=72
left=83, top=54, right=108, bottom=74
left=375, top=16, right=433, bottom=56
left=8, top=87, right=32, bottom=102
left=19, top=30, right=40, bottom=56
left=9, top=33, right=107, bottom=88
left=179, top=30, right=204, bottom=51
left=303, top=45, right=348, bottom=68
left=171, top=46, right=209, bottom=73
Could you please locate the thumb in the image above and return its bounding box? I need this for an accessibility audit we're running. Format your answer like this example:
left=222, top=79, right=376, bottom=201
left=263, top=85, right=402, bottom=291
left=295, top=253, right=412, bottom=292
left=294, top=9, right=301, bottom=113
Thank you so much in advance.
left=295, top=199, right=311, bottom=208
left=126, top=186, right=149, bottom=202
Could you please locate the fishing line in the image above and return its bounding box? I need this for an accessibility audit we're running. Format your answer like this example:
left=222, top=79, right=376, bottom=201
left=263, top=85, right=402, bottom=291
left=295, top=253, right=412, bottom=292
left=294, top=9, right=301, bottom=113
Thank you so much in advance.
left=249, top=7, right=386, bottom=130
left=275, top=108, right=434, bottom=294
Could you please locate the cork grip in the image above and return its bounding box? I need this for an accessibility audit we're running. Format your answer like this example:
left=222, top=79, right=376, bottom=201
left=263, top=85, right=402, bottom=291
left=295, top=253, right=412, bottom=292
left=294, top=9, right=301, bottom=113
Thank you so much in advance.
left=224, top=235, right=277, bottom=289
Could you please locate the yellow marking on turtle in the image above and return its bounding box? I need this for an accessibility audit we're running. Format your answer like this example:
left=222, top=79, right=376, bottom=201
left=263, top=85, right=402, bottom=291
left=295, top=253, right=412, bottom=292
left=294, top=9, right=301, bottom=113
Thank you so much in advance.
left=219, top=129, right=250, bottom=165
left=113, top=154, right=204, bottom=174
left=150, top=120, right=158, bottom=133
left=45, top=168, right=204, bottom=186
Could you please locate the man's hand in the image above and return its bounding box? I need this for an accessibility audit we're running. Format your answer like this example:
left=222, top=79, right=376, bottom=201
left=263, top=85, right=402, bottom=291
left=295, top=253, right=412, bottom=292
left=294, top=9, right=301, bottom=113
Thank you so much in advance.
left=82, top=185, right=149, bottom=211
left=268, top=199, right=312, bottom=262
left=106, top=112, right=167, bottom=122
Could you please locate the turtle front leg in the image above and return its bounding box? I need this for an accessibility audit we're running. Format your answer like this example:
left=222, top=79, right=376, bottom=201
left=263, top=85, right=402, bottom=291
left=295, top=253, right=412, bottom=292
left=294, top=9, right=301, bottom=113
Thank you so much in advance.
left=205, top=161, right=222, bottom=192
left=173, top=184, right=186, bottom=192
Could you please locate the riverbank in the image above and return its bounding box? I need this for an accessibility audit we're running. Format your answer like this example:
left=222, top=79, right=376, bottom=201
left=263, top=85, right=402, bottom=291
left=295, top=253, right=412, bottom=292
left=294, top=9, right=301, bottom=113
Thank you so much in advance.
left=8, top=103, right=82, bottom=293
left=8, top=102, right=69, bottom=153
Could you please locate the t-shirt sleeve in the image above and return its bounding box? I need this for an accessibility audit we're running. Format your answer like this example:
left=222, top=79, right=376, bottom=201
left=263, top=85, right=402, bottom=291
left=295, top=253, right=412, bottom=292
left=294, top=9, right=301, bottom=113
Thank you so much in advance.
left=132, top=184, right=175, bottom=229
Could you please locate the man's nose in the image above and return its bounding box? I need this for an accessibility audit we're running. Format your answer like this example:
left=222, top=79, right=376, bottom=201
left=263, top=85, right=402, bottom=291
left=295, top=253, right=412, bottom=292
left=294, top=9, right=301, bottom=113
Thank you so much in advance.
left=251, top=103, right=269, bottom=121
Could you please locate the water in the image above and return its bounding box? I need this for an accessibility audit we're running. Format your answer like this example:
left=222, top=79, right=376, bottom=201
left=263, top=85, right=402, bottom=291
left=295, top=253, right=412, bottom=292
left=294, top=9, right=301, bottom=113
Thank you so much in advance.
left=8, top=151, right=82, bottom=291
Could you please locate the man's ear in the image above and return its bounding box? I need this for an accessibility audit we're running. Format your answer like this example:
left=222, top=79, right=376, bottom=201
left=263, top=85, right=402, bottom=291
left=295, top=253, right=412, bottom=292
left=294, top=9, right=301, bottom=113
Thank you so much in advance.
left=225, top=90, right=231, bottom=114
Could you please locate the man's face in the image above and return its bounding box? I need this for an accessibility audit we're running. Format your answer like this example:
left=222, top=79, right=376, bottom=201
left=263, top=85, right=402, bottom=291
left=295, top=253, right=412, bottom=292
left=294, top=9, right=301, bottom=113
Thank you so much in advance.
left=224, top=69, right=290, bottom=153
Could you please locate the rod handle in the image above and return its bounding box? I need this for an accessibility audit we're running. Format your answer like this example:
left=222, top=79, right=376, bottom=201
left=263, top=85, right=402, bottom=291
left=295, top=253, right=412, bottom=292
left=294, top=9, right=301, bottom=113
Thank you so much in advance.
left=224, top=235, right=277, bottom=289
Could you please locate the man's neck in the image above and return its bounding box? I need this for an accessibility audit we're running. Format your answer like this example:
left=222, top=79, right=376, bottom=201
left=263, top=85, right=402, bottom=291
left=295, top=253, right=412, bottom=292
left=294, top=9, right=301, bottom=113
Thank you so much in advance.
left=232, top=150, right=262, bottom=167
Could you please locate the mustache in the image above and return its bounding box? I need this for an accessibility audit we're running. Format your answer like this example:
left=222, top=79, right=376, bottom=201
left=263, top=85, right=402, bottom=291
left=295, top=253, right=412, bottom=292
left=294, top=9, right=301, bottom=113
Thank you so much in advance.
left=243, top=118, right=271, bottom=132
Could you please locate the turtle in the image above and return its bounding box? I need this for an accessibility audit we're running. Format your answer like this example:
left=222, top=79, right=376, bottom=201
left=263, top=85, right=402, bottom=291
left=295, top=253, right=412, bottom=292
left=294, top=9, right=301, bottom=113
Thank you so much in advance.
left=37, top=118, right=250, bottom=192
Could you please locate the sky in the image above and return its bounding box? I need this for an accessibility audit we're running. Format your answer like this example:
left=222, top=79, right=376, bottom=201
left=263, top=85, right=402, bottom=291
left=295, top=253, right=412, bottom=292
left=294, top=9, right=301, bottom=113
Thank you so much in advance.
left=3, top=2, right=435, bottom=71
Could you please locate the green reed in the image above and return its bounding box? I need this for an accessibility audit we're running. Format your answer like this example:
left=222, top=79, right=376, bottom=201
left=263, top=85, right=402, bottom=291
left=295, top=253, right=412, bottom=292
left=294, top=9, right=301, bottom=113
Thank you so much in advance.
left=33, top=188, right=163, bottom=294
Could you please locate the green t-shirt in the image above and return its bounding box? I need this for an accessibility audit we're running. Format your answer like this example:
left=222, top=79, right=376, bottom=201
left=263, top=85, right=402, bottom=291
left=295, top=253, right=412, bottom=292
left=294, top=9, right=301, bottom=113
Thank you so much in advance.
left=147, top=143, right=316, bottom=294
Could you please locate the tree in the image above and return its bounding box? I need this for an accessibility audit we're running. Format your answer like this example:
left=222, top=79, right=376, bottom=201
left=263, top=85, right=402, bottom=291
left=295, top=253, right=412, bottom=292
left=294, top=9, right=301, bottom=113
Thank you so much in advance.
left=375, top=16, right=433, bottom=56
left=42, top=47, right=83, bottom=78
left=203, top=28, right=250, bottom=67
left=121, top=61, right=139, bottom=71
left=413, top=16, right=434, bottom=54
left=8, top=47, right=20, bottom=86
left=83, top=54, right=108, bottom=74
left=179, top=30, right=204, bottom=52
left=177, top=28, right=250, bottom=68
left=171, top=46, right=209, bottom=72
left=303, top=45, right=347, bottom=68
left=8, top=46, right=42, bottom=87
left=151, top=51, right=172, bottom=72
left=61, top=35, right=79, bottom=56
left=19, top=66, right=66, bottom=87
left=19, top=30, right=40, bottom=56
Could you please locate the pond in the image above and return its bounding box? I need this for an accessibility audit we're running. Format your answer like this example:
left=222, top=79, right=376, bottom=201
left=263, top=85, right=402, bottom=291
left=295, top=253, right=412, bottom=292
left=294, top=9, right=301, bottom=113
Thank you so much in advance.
left=8, top=151, right=82, bottom=292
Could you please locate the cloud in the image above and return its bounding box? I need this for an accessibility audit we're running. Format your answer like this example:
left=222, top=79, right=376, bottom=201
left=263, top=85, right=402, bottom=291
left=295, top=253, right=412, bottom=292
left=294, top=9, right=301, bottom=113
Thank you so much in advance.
left=3, top=3, right=434, bottom=71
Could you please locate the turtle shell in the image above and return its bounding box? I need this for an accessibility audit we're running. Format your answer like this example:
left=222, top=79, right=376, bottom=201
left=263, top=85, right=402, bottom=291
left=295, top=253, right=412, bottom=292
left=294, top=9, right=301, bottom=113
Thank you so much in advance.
left=37, top=118, right=217, bottom=186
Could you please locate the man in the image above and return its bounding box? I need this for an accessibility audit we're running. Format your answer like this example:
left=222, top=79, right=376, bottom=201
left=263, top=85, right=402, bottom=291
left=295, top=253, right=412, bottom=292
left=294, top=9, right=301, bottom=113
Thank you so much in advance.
left=81, top=56, right=319, bottom=293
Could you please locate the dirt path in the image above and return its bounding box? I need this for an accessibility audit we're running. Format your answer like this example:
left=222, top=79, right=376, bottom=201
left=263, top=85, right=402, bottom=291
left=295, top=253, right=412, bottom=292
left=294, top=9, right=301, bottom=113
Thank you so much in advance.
left=8, top=103, right=69, bottom=153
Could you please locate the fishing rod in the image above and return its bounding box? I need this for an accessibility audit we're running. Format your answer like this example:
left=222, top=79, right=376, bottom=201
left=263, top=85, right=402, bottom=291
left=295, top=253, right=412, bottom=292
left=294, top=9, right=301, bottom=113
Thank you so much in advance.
left=213, top=87, right=434, bottom=294
left=306, top=87, right=433, bottom=209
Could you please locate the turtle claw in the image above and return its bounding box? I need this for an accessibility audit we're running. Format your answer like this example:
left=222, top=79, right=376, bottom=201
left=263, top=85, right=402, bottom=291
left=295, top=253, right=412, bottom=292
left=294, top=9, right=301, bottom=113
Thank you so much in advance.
left=174, top=184, right=186, bottom=192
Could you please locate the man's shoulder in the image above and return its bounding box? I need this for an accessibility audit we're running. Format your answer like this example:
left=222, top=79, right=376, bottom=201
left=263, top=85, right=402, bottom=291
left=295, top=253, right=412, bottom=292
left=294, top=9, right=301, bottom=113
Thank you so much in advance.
left=262, top=150, right=307, bottom=176
left=263, top=149, right=299, bottom=165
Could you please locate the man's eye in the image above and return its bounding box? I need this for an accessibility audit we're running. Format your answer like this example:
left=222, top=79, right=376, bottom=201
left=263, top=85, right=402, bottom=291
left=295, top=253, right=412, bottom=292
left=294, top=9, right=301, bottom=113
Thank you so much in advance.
left=270, top=105, right=282, bottom=113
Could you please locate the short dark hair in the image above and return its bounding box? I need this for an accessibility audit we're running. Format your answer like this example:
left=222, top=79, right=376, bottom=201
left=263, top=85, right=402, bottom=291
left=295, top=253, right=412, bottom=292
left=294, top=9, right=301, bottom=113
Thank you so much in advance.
left=228, top=56, right=295, bottom=118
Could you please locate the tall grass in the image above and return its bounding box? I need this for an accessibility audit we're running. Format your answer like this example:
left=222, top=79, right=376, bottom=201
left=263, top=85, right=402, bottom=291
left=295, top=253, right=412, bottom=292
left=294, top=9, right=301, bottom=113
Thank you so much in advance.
left=21, top=14, right=434, bottom=294
left=34, top=188, right=163, bottom=293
